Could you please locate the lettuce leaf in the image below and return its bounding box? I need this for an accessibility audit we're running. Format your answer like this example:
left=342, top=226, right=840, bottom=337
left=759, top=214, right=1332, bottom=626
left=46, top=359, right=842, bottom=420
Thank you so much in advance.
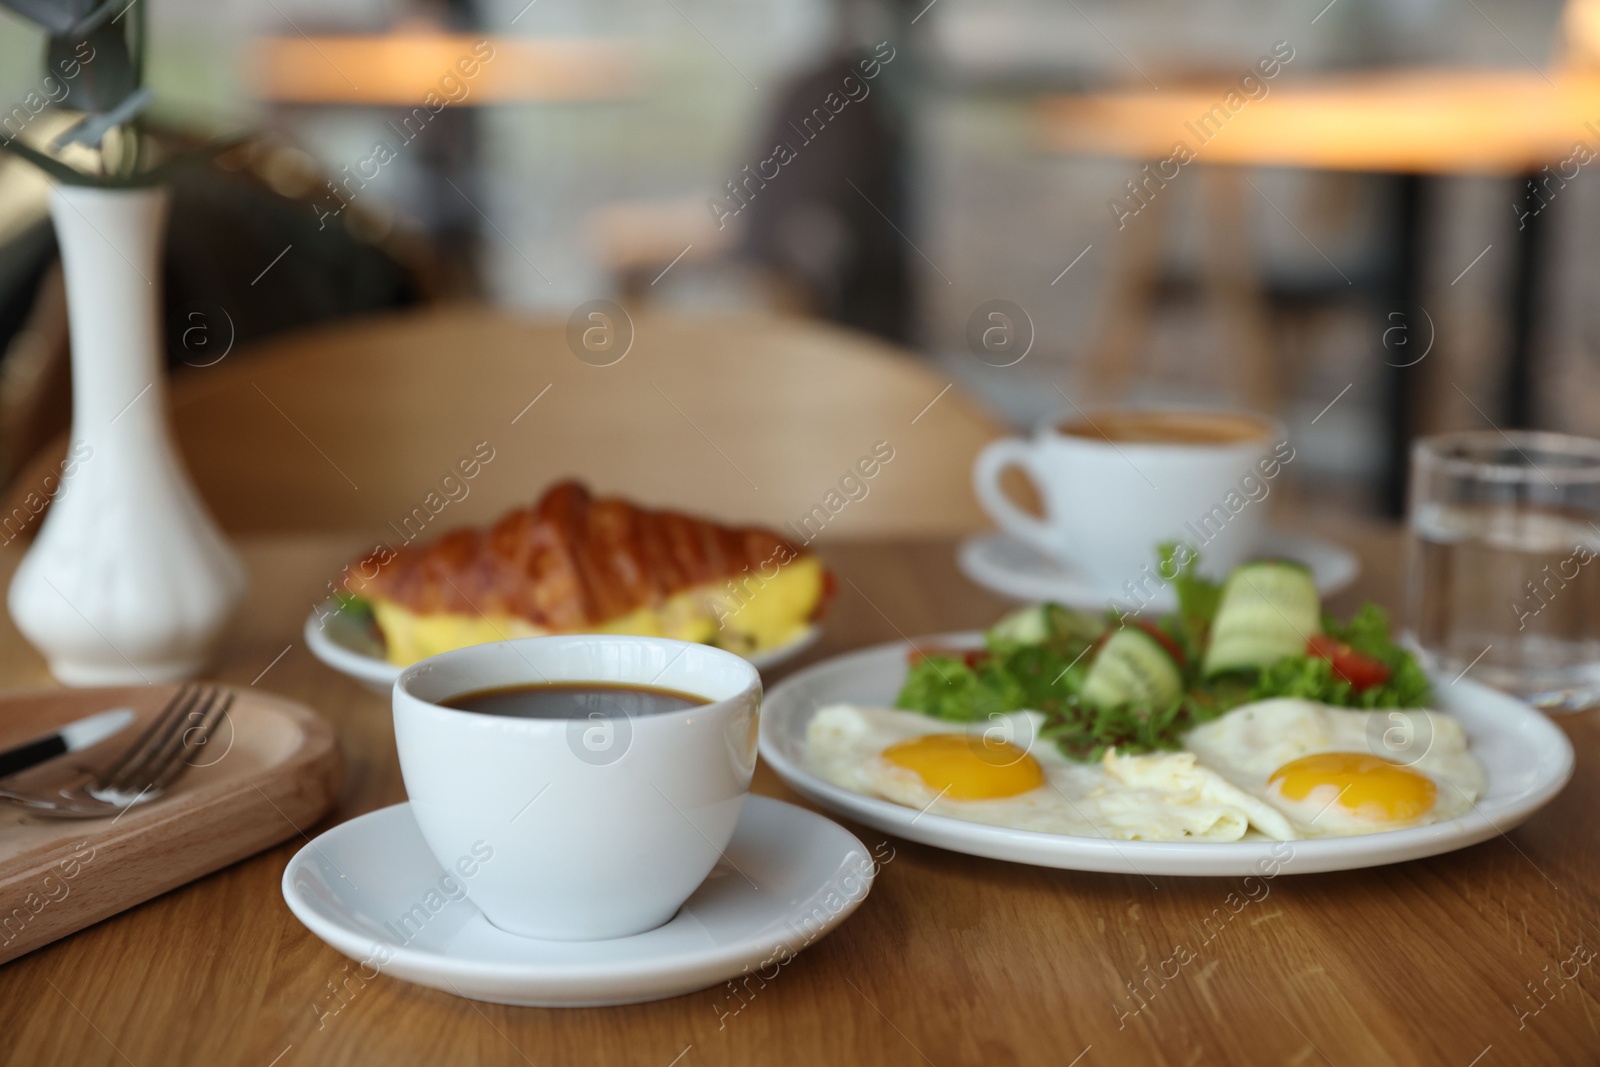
left=896, top=654, right=1025, bottom=723
left=1159, top=541, right=1222, bottom=663
left=895, top=637, right=1213, bottom=762
left=893, top=554, right=1429, bottom=763
left=1249, top=605, right=1431, bottom=708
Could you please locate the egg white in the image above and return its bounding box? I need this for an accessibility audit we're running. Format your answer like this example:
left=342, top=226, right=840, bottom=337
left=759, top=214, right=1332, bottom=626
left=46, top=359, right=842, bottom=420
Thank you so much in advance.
left=803, top=704, right=1297, bottom=842
left=1097, top=750, right=1297, bottom=841
left=1184, top=698, right=1486, bottom=837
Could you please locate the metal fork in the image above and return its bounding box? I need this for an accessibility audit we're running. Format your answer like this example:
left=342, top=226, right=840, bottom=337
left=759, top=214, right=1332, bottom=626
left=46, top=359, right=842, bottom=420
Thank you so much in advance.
left=0, top=685, right=234, bottom=819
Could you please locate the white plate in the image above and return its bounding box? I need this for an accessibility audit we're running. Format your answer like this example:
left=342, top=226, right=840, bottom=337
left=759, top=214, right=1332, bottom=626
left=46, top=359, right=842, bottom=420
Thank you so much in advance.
left=958, top=528, right=1359, bottom=611
left=757, top=634, right=1574, bottom=876
left=281, top=796, right=875, bottom=1007
left=304, top=603, right=822, bottom=695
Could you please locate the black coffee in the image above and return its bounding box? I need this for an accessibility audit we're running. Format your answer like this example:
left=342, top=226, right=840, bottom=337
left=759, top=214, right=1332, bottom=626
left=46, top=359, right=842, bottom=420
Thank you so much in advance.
left=1060, top=409, right=1269, bottom=445
left=441, top=682, right=708, bottom=720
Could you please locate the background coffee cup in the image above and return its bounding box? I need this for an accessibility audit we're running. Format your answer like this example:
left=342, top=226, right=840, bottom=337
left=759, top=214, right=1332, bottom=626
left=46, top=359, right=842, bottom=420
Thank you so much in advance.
left=973, top=408, right=1286, bottom=594
left=394, top=635, right=760, bottom=941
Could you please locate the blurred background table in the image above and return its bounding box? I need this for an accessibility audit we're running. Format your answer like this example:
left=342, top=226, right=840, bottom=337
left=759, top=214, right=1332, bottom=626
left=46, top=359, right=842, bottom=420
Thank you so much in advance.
left=250, top=33, right=636, bottom=106
left=1040, top=70, right=1600, bottom=174
left=1040, top=69, right=1600, bottom=513
left=1, top=512, right=1596, bottom=1066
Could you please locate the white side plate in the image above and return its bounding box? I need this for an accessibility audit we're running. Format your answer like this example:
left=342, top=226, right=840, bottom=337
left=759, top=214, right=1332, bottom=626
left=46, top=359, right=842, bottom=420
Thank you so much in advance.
left=758, top=634, right=1574, bottom=876
left=304, top=603, right=822, bottom=695
left=282, top=796, right=876, bottom=1006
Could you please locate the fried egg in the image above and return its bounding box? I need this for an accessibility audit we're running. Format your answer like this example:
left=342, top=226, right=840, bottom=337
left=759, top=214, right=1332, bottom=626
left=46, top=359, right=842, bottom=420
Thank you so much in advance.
left=1097, top=750, right=1297, bottom=841
left=1184, top=698, right=1485, bottom=836
left=803, top=705, right=1296, bottom=841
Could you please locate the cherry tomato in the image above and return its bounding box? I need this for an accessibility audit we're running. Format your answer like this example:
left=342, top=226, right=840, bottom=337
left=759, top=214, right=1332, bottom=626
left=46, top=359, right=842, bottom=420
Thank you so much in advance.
left=1134, top=620, right=1186, bottom=667
left=1306, top=635, right=1391, bottom=691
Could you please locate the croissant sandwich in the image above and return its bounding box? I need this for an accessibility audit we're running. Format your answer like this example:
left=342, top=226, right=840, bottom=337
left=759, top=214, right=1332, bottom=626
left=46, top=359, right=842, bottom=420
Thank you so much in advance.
left=338, top=480, right=832, bottom=666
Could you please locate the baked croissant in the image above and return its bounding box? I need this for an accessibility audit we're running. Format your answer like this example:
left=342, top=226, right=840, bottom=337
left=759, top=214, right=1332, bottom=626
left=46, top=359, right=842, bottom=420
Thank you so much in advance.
left=343, top=480, right=830, bottom=666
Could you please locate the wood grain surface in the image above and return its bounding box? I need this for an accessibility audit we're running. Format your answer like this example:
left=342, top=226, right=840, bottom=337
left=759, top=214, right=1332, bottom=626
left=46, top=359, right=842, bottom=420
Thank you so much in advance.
left=0, top=517, right=1596, bottom=1067
left=0, top=686, right=341, bottom=965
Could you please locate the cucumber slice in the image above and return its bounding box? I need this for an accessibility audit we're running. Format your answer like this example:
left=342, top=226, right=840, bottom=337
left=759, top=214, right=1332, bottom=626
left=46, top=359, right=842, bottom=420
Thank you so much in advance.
left=987, top=604, right=1052, bottom=646
left=1082, top=627, right=1184, bottom=710
left=1202, top=560, right=1321, bottom=676
left=986, top=603, right=1105, bottom=650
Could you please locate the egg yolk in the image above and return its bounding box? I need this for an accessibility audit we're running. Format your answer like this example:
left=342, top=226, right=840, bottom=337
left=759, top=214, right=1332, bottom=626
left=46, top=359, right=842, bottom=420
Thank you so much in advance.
left=882, top=734, right=1044, bottom=800
left=1268, top=752, right=1437, bottom=824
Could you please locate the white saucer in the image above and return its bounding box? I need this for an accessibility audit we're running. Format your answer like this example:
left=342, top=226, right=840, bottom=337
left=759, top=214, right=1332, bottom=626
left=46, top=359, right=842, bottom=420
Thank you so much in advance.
left=281, top=796, right=876, bottom=1007
left=758, top=634, right=1574, bottom=876
left=957, top=528, right=1359, bottom=611
left=303, top=602, right=823, bottom=695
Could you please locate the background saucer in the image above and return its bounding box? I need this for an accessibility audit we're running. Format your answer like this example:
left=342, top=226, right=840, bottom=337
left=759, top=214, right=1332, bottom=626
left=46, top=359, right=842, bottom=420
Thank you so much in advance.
left=957, top=527, right=1359, bottom=611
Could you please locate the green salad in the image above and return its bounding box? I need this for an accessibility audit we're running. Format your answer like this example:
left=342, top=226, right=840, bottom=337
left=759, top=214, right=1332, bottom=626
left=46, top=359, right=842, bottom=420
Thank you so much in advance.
left=896, top=546, right=1430, bottom=761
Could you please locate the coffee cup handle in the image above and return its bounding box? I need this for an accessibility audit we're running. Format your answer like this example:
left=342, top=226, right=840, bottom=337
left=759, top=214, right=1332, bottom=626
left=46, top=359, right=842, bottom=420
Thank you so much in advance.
left=973, top=439, right=1058, bottom=556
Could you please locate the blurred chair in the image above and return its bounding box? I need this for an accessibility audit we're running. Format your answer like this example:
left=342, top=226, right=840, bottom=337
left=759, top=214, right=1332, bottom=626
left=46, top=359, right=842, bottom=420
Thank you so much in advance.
left=0, top=128, right=433, bottom=486
left=4, top=305, right=1004, bottom=541
left=583, top=46, right=913, bottom=346
left=1085, top=169, right=1280, bottom=410
left=736, top=50, right=912, bottom=345
left=1085, top=166, right=1375, bottom=414
left=0, top=258, right=68, bottom=485
left=251, top=28, right=637, bottom=295
left=583, top=198, right=734, bottom=302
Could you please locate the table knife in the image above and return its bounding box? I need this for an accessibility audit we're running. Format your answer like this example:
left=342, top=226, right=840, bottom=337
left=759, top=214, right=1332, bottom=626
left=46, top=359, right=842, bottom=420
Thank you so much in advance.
left=0, top=707, right=136, bottom=781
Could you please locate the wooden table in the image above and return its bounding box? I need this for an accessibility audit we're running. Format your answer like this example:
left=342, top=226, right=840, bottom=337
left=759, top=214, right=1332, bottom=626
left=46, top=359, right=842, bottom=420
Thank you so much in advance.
left=1, top=516, right=1597, bottom=1066
left=1040, top=69, right=1600, bottom=513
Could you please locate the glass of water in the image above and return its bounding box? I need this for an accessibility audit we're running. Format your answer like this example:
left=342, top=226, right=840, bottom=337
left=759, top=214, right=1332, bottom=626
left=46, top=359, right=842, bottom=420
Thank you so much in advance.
left=1405, top=430, right=1600, bottom=712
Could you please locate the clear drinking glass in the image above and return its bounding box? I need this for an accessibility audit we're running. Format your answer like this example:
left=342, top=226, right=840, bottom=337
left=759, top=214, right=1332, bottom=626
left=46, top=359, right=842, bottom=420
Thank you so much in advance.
left=1405, top=430, right=1600, bottom=712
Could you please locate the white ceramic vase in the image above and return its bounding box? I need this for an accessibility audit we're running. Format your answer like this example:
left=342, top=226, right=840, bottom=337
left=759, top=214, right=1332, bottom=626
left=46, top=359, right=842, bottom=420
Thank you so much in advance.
left=7, top=184, right=246, bottom=685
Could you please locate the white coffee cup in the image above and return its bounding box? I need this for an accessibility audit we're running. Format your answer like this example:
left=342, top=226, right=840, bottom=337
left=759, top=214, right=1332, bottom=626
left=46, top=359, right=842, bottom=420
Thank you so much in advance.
left=973, top=407, right=1287, bottom=594
left=394, top=635, right=760, bottom=941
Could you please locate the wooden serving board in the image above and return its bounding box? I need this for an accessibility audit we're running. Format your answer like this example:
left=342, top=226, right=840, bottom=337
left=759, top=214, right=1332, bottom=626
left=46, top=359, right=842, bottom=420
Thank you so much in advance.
left=0, top=685, right=341, bottom=965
